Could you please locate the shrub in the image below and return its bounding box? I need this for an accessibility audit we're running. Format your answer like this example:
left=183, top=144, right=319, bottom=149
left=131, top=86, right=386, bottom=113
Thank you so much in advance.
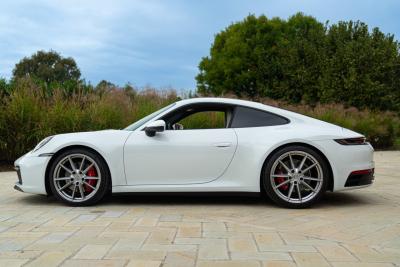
left=0, top=78, right=398, bottom=163
left=0, top=79, right=177, bottom=162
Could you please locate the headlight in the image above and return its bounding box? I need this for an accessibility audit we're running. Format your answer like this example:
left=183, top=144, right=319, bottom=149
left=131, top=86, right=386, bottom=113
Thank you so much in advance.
left=33, top=136, right=54, bottom=152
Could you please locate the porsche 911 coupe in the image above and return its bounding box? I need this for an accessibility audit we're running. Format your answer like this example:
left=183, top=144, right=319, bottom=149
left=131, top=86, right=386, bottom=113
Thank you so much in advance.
left=14, top=98, right=374, bottom=208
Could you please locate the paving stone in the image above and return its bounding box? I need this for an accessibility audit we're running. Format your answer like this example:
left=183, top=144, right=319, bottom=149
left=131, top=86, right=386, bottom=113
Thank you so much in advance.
left=25, top=251, right=72, bottom=267
left=163, top=251, right=196, bottom=267
left=197, top=260, right=260, bottom=267
left=316, top=243, right=358, bottom=262
left=198, top=239, right=229, bottom=260
left=126, top=260, right=161, bottom=267
left=61, top=259, right=126, bottom=267
left=0, top=259, right=29, bottom=267
left=292, top=252, right=331, bottom=267
left=228, top=237, right=258, bottom=252
left=35, top=232, right=73, bottom=244
left=263, top=261, right=297, bottom=267
left=0, top=151, right=399, bottom=266
left=73, top=244, right=113, bottom=259
left=159, top=214, right=183, bottom=222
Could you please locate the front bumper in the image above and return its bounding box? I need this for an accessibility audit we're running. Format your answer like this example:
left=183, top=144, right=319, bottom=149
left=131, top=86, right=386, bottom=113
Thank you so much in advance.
left=14, top=152, right=50, bottom=195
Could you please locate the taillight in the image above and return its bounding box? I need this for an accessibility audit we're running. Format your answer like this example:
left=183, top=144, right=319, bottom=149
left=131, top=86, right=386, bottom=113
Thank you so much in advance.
left=350, top=169, right=374, bottom=175
left=334, top=137, right=367, bottom=145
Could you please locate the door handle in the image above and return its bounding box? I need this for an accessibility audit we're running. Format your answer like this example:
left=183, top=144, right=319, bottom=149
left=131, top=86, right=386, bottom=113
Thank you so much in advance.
left=213, top=142, right=232, bottom=148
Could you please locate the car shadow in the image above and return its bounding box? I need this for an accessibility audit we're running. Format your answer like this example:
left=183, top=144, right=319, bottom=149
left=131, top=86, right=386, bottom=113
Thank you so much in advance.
left=15, top=191, right=378, bottom=209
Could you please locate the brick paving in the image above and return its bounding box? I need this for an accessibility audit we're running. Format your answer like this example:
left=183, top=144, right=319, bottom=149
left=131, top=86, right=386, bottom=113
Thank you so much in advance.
left=0, top=151, right=399, bottom=266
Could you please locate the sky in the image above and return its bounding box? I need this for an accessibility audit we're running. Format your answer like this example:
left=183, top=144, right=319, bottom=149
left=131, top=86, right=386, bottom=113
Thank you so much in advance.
left=1, top=0, right=399, bottom=90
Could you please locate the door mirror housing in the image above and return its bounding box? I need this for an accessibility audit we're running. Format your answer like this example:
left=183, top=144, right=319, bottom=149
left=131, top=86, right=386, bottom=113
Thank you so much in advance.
left=145, top=120, right=165, bottom=137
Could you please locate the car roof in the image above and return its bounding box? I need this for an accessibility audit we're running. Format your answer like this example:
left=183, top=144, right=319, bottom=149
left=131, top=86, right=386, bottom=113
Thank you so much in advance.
left=175, top=97, right=294, bottom=117
left=176, top=97, right=269, bottom=110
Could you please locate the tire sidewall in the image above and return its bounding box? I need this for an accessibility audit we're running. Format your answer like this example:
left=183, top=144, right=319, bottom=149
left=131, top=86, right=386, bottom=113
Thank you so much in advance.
left=263, top=145, right=329, bottom=208
left=48, top=148, right=110, bottom=206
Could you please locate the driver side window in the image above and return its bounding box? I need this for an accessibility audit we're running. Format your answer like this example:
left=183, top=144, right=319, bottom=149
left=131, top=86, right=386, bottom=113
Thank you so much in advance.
left=161, top=103, right=233, bottom=130
left=178, top=111, right=225, bottom=130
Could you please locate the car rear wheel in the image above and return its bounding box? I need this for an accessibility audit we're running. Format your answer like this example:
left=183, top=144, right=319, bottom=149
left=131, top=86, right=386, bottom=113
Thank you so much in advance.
left=263, top=146, right=329, bottom=208
left=49, top=148, right=110, bottom=206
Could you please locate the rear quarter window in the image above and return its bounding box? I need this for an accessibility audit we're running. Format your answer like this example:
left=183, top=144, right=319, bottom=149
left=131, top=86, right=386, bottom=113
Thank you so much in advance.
left=230, top=106, right=289, bottom=128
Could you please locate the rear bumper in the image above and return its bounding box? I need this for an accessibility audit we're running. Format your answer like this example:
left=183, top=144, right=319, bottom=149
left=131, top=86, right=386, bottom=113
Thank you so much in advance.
left=345, top=169, right=374, bottom=187
left=313, top=140, right=374, bottom=191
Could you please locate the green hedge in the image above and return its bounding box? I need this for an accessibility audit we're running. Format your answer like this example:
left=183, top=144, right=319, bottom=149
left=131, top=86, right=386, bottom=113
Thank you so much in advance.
left=0, top=80, right=398, bottom=163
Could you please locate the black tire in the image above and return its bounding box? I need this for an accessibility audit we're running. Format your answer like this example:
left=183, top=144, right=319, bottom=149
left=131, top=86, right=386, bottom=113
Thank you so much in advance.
left=48, top=148, right=110, bottom=206
left=262, top=145, right=329, bottom=208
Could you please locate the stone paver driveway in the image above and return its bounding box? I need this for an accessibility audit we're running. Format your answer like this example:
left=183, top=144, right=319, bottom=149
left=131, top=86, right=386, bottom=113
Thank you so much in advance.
left=0, top=151, right=399, bottom=267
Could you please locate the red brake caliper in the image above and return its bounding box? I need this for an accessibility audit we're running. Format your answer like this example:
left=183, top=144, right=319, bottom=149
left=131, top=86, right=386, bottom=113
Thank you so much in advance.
left=84, top=166, right=97, bottom=193
left=275, top=170, right=289, bottom=190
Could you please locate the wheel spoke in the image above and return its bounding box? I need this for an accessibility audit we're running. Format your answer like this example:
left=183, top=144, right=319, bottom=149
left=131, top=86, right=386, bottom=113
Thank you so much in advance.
left=82, top=163, right=94, bottom=174
left=68, top=156, right=77, bottom=171
left=85, top=176, right=100, bottom=180
left=296, top=183, right=302, bottom=202
left=58, top=181, right=72, bottom=191
left=274, top=179, right=290, bottom=189
left=298, top=155, right=307, bottom=170
left=302, top=163, right=317, bottom=173
left=78, top=184, right=85, bottom=199
left=289, top=154, right=295, bottom=169
left=83, top=181, right=96, bottom=190
left=271, top=174, right=290, bottom=178
left=278, top=160, right=291, bottom=173
left=54, top=177, right=71, bottom=181
left=301, top=181, right=316, bottom=192
left=302, top=176, right=322, bottom=182
left=287, top=183, right=294, bottom=200
left=71, top=184, right=77, bottom=199
left=60, top=164, right=73, bottom=174
left=79, top=156, right=86, bottom=171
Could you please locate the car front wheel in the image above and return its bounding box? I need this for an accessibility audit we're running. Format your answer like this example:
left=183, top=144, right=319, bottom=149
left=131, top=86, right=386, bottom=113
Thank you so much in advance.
left=263, top=146, right=329, bottom=208
left=49, top=148, right=110, bottom=206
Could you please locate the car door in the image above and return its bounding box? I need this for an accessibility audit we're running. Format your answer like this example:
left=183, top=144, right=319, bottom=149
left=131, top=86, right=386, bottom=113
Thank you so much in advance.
left=123, top=128, right=237, bottom=185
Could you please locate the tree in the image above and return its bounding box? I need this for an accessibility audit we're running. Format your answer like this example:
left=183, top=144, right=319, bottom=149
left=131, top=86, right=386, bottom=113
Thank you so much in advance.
left=12, top=50, right=81, bottom=84
left=197, top=13, right=400, bottom=111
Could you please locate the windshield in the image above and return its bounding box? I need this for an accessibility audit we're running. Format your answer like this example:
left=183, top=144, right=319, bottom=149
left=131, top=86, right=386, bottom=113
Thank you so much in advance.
left=124, top=103, right=176, bottom=131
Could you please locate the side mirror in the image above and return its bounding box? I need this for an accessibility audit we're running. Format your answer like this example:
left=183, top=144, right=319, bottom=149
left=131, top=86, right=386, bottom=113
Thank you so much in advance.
left=145, top=120, right=165, bottom=137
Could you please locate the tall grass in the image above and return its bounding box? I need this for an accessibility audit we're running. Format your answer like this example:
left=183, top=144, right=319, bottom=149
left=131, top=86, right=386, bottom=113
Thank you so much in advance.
left=0, top=79, right=177, bottom=162
left=0, top=79, right=399, bottom=163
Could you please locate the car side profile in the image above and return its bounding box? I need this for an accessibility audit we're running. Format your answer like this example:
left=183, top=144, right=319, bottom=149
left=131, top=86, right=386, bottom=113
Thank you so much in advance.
left=14, top=98, right=375, bottom=208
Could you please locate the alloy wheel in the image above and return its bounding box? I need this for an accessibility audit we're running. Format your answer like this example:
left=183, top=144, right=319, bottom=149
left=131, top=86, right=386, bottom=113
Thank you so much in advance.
left=270, top=151, right=323, bottom=204
left=53, top=153, right=102, bottom=203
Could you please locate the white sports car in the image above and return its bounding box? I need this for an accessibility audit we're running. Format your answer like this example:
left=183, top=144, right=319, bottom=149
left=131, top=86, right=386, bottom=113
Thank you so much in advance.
left=14, top=98, right=374, bottom=208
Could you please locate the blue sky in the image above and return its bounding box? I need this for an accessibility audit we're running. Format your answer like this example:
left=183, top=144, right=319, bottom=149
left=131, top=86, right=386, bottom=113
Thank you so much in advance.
left=1, top=0, right=399, bottom=90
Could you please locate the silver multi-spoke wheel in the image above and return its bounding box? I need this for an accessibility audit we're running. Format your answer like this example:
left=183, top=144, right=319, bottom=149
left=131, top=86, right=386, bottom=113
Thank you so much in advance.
left=270, top=151, right=323, bottom=204
left=53, top=153, right=102, bottom=203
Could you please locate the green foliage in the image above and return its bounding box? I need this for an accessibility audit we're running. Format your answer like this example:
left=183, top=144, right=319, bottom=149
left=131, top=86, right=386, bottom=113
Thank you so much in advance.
left=197, top=13, right=400, bottom=111
left=12, top=50, right=81, bottom=85
left=0, top=78, right=178, bottom=162
left=0, top=78, right=399, bottom=163
left=179, top=111, right=225, bottom=129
